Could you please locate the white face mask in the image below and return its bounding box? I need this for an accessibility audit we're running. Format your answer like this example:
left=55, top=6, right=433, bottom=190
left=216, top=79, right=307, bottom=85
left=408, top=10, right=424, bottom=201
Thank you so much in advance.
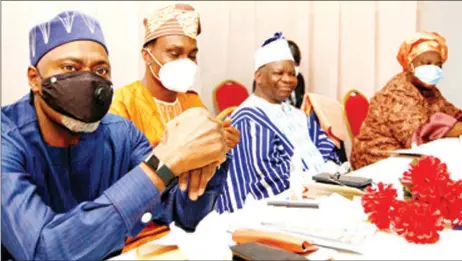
left=295, top=66, right=300, bottom=76
left=145, top=49, right=197, bottom=93
left=412, top=64, right=443, bottom=86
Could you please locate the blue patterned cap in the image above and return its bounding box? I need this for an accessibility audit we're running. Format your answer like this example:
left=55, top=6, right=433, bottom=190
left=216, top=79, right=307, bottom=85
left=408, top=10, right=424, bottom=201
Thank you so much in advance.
left=29, top=11, right=108, bottom=66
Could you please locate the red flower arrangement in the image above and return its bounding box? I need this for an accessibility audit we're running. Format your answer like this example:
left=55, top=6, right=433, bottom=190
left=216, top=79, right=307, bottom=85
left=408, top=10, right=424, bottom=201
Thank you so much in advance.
left=362, top=156, right=462, bottom=244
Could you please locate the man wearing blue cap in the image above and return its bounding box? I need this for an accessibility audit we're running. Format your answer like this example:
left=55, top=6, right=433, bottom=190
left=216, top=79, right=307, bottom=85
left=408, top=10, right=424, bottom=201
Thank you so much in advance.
left=1, top=11, right=229, bottom=260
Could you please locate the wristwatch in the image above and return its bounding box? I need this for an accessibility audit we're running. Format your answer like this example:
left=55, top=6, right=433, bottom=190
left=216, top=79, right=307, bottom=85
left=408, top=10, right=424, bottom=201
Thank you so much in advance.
left=144, top=151, right=176, bottom=187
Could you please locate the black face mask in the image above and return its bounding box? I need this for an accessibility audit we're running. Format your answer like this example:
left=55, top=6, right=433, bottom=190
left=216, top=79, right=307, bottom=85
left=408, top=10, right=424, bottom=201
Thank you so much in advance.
left=40, top=71, right=114, bottom=123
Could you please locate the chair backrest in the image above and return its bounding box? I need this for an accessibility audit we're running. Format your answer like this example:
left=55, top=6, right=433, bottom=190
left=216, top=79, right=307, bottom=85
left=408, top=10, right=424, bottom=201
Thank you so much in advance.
left=213, top=79, right=249, bottom=114
left=342, top=89, right=369, bottom=140
left=216, top=106, right=237, bottom=122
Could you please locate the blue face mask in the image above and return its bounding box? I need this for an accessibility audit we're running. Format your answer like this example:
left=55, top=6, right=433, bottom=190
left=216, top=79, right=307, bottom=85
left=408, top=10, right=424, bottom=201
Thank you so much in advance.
left=413, top=65, right=443, bottom=86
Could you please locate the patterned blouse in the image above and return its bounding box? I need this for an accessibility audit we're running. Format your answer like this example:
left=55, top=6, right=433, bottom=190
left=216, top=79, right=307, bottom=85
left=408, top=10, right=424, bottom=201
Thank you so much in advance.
left=350, top=72, right=462, bottom=170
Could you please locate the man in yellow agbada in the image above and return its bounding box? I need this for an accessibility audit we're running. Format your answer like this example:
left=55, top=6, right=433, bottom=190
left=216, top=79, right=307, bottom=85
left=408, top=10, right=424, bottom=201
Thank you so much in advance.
left=109, top=3, right=240, bottom=252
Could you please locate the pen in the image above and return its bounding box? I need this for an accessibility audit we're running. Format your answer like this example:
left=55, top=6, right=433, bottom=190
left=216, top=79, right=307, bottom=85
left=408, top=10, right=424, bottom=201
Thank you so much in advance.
left=266, top=200, right=319, bottom=208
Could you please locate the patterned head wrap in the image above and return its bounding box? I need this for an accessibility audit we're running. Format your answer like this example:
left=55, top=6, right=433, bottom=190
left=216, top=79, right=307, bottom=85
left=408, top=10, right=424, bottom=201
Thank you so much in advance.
left=397, top=31, right=448, bottom=71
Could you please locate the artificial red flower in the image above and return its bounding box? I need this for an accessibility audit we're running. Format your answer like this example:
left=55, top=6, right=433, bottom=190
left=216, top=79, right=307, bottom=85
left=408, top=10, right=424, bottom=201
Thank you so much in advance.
left=362, top=182, right=397, bottom=230
left=402, top=156, right=450, bottom=189
left=391, top=200, right=444, bottom=244
left=441, top=180, right=462, bottom=226
left=407, top=157, right=462, bottom=224
left=362, top=156, right=462, bottom=244
left=412, top=182, right=448, bottom=214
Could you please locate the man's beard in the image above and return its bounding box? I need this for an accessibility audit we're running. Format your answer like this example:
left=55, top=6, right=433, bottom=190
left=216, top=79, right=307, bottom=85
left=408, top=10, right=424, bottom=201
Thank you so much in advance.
left=61, top=115, right=101, bottom=133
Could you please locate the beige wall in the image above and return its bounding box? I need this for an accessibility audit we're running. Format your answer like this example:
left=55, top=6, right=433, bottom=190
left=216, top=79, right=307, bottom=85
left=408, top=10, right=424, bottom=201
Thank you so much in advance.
left=2, top=1, right=461, bottom=113
left=419, top=1, right=462, bottom=109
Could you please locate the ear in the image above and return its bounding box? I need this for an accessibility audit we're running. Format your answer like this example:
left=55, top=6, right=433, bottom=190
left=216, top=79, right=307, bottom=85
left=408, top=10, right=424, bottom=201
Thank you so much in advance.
left=27, top=66, right=41, bottom=94
left=254, top=69, right=262, bottom=85
left=141, top=48, right=152, bottom=64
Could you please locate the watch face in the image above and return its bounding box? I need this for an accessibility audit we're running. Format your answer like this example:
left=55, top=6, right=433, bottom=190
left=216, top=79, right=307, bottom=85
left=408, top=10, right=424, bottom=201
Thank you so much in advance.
left=147, top=153, right=160, bottom=170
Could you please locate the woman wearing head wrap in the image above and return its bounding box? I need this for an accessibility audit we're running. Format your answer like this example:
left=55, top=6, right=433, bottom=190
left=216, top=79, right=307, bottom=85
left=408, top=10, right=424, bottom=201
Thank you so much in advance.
left=350, top=31, right=462, bottom=170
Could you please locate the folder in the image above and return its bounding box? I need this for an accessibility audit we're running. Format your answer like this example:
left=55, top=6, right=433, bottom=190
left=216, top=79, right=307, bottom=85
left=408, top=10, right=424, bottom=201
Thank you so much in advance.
left=232, top=228, right=318, bottom=254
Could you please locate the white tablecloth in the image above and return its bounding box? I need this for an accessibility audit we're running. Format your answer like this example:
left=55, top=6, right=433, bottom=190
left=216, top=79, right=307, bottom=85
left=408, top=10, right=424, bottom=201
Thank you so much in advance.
left=353, top=137, right=462, bottom=187
left=338, top=137, right=462, bottom=260
left=111, top=138, right=462, bottom=260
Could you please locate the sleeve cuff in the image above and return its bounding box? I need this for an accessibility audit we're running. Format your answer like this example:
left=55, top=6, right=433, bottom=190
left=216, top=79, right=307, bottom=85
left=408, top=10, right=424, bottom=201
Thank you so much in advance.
left=104, top=166, right=161, bottom=236
left=168, top=157, right=231, bottom=231
left=206, top=153, right=231, bottom=190
left=152, top=155, right=231, bottom=229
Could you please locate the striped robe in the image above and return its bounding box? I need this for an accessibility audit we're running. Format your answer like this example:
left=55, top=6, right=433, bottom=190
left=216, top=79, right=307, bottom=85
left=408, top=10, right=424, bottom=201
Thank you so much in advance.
left=216, top=107, right=343, bottom=213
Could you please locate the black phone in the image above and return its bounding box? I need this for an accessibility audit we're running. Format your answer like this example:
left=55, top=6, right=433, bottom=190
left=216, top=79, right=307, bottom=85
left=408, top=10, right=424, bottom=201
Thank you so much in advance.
left=231, top=242, right=308, bottom=260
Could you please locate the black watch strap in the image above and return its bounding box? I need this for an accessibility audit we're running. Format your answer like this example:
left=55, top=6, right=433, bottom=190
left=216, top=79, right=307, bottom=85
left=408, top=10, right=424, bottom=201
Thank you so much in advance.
left=157, top=164, right=176, bottom=187
left=144, top=152, right=176, bottom=187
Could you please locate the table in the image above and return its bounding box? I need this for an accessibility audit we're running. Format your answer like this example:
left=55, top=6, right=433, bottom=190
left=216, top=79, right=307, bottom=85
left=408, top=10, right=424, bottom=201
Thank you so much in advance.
left=337, top=137, right=462, bottom=260
left=352, top=137, right=462, bottom=186
left=111, top=138, right=462, bottom=260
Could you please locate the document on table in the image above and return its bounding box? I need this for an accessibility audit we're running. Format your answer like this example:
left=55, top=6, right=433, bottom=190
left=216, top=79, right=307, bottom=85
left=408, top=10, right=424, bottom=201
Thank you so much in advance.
left=261, top=195, right=376, bottom=254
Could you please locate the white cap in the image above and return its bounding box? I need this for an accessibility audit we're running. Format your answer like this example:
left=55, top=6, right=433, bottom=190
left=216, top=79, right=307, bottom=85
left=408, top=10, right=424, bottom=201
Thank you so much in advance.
left=254, top=35, right=294, bottom=72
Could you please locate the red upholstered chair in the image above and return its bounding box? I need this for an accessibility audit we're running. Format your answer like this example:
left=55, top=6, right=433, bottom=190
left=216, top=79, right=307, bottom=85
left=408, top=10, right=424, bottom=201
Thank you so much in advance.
left=342, top=89, right=369, bottom=140
left=213, top=79, right=249, bottom=114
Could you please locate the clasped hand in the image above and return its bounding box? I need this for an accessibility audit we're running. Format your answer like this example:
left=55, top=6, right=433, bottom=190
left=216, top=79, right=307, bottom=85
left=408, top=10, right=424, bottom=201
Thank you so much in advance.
left=154, top=108, right=240, bottom=200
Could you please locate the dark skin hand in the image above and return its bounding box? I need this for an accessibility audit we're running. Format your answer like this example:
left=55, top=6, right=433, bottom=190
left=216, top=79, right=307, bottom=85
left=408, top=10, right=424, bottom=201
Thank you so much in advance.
left=223, top=118, right=240, bottom=149
left=25, top=40, right=230, bottom=198
left=178, top=117, right=240, bottom=200
left=140, top=35, right=241, bottom=200
left=446, top=122, right=462, bottom=137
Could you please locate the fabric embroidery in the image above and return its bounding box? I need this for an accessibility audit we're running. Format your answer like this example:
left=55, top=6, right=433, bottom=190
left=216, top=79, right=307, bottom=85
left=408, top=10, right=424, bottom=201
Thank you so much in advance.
left=57, top=11, right=76, bottom=33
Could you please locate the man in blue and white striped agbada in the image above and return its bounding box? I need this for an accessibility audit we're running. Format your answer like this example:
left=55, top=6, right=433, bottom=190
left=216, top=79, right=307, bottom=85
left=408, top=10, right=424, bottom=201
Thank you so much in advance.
left=216, top=32, right=347, bottom=213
